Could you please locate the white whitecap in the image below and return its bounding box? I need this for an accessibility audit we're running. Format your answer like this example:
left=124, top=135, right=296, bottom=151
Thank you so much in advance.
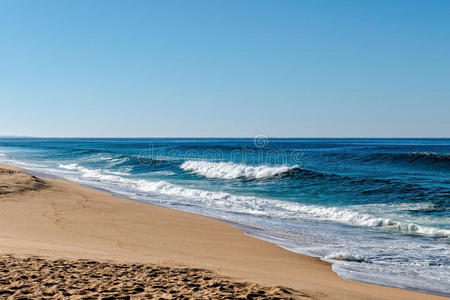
left=325, top=252, right=370, bottom=263
left=58, top=163, right=123, bottom=182
left=180, top=160, right=298, bottom=180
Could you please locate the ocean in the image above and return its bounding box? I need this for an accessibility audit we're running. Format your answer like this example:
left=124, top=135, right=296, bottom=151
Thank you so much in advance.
left=0, top=137, right=448, bottom=296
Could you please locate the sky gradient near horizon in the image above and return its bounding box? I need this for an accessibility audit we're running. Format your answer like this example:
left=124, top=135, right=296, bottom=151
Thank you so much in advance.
left=1, top=0, right=449, bottom=137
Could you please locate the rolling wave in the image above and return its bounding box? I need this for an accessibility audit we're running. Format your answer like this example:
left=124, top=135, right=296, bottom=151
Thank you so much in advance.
left=180, top=160, right=301, bottom=180
left=59, top=163, right=128, bottom=181
left=77, top=152, right=179, bottom=173
left=365, top=152, right=450, bottom=169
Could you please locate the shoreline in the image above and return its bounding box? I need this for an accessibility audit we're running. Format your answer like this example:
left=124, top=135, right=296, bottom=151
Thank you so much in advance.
left=22, top=165, right=448, bottom=297
left=0, top=163, right=446, bottom=299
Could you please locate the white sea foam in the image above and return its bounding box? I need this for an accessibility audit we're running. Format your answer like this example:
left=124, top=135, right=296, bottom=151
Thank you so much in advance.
left=57, top=163, right=450, bottom=238
left=100, top=155, right=130, bottom=167
left=180, top=160, right=298, bottom=180
left=150, top=171, right=176, bottom=176
left=58, top=163, right=124, bottom=182
left=325, top=252, right=370, bottom=263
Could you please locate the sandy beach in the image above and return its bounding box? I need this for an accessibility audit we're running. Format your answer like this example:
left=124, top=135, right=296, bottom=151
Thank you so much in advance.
left=0, top=163, right=445, bottom=299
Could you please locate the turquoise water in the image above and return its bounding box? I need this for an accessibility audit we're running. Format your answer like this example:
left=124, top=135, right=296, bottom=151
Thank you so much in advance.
left=0, top=138, right=449, bottom=295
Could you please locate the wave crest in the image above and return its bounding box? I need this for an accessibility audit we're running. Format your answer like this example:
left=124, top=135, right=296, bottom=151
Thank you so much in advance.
left=180, top=160, right=301, bottom=180
left=58, top=163, right=127, bottom=181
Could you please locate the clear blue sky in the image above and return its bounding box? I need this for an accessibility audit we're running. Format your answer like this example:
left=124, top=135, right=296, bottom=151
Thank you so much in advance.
left=1, top=0, right=449, bottom=137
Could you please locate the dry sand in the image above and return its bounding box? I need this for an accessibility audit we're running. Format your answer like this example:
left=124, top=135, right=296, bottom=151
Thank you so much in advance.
left=0, top=255, right=302, bottom=299
left=0, top=164, right=446, bottom=299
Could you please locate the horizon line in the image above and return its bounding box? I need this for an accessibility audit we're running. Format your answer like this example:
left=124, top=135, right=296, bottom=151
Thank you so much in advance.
left=1, top=136, right=449, bottom=139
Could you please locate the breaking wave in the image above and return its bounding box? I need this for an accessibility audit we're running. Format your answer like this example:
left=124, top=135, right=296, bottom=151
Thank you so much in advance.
left=325, top=252, right=371, bottom=263
left=58, top=163, right=126, bottom=181
left=180, top=160, right=301, bottom=180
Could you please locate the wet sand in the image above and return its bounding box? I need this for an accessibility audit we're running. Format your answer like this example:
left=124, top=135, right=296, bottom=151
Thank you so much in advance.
left=0, top=164, right=445, bottom=299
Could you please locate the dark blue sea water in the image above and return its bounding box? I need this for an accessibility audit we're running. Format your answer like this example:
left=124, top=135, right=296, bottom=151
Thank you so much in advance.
left=0, top=138, right=449, bottom=295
